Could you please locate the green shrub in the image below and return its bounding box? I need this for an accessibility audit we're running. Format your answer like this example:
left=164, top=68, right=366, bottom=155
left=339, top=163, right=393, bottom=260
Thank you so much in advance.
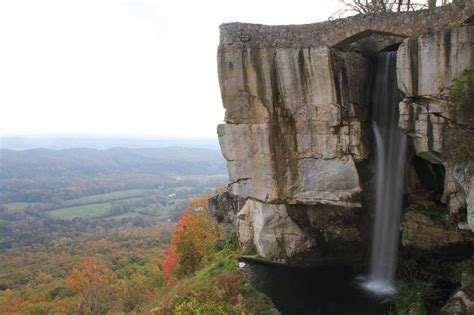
left=242, top=242, right=258, bottom=255
left=446, top=68, right=474, bottom=164
left=392, top=280, right=434, bottom=315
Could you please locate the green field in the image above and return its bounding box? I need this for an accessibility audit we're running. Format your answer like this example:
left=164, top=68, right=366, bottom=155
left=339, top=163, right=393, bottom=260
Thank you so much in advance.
left=112, top=211, right=142, bottom=219
left=62, top=189, right=160, bottom=207
left=3, top=188, right=193, bottom=221
left=48, top=202, right=116, bottom=219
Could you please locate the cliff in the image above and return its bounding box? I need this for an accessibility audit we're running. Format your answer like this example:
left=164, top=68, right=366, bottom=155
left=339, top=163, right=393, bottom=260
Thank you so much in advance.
left=210, top=1, right=474, bottom=265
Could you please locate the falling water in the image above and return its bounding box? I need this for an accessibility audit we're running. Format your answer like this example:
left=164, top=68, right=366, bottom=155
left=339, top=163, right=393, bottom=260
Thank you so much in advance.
left=363, top=51, right=407, bottom=295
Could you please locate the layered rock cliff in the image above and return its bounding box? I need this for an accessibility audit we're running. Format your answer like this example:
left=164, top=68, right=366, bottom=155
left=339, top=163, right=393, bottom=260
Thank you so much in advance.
left=210, top=1, right=474, bottom=264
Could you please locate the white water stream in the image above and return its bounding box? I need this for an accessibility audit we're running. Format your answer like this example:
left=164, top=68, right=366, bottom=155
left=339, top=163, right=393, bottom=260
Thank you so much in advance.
left=363, top=51, right=407, bottom=295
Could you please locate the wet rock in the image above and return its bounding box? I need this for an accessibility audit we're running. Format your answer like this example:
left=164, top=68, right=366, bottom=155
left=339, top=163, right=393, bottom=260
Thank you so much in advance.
left=400, top=209, right=473, bottom=251
left=440, top=285, right=474, bottom=315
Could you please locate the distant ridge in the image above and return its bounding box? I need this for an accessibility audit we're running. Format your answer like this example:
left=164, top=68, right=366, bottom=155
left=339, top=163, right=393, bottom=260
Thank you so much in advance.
left=0, top=146, right=226, bottom=179
left=0, top=136, right=220, bottom=150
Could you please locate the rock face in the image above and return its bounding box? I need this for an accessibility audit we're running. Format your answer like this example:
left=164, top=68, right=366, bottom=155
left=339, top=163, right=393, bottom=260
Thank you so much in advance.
left=237, top=199, right=311, bottom=260
left=216, top=45, right=370, bottom=263
left=212, top=3, right=474, bottom=263
left=397, top=24, right=474, bottom=227
left=218, top=46, right=368, bottom=208
left=400, top=208, right=473, bottom=251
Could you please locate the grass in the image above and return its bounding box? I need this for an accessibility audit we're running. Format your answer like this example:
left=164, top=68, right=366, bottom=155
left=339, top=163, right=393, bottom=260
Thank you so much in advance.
left=3, top=187, right=194, bottom=221
left=48, top=202, right=116, bottom=219
left=112, top=211, right=142, bottom=219
left=62, top=189, right=160, bottom=207
left=150, top=247, right=279, bottom=314
left=391, top=280, right=434, bottom=315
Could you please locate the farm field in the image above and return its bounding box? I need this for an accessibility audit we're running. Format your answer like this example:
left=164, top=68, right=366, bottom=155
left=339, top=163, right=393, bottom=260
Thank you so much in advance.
left=61, top=189, right=160, bottom=207
left=2, top=188, right=207, bottom=221
left=48, top=201, right=122, bottom=219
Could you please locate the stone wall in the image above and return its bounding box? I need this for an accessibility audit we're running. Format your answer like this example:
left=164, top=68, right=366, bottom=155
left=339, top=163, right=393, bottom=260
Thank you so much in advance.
left=219, top=1, right=473, bottom=50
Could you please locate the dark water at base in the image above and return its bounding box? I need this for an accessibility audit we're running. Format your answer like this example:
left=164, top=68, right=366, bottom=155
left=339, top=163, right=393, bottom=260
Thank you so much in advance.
left=244, top=262, right=389, bottom=315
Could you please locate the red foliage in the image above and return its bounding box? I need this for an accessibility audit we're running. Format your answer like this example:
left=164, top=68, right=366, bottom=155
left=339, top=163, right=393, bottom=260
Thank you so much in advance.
left=215, top=272, right=241, bottom=304
left=161, top=191, right=222, bottom=279
left=161, top=245, right=178, bottom=281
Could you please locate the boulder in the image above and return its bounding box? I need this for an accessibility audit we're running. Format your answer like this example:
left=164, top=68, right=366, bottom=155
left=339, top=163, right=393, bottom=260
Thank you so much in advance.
left=237, top=199, right=311, bottom=261
left=400, top=209, right=473, bottom=251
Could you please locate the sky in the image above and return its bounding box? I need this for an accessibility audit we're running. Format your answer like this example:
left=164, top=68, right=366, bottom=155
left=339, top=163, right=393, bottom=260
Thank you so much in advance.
left=0, top=0, right=345, bottom=139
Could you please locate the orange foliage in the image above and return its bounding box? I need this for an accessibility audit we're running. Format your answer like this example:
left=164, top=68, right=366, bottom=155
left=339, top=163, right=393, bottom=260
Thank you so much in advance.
left=0, top=296, right=28, bottom=314
left=161, top=191, right=222, bottom=279
left=66, top=258, right=117, bottom=314
left=66, top=258, right=113, bottom=296
left=162, top=245, right=178, bottom=280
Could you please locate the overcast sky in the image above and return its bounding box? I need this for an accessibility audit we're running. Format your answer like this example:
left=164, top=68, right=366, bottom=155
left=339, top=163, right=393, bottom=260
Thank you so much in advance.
left=0, top=0, right=345, bottom=139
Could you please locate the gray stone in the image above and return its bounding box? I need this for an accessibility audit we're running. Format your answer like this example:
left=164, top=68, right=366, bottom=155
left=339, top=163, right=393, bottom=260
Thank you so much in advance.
left=400, top=210, right=471, bottom=251
left=399, top=98, right=447, bottom=164
left=397, top=25, right=474, bottom=97
left=440, top=287, right=474, bottom=315
left=237, top=199, right=311, bottom=260
left=295, top=157, right=361, bottom=207
left=217, top=46, right=368, bottom=206
left=208, top=190, right=246, bottom=240
left=467, top=178, right=474, bottom=232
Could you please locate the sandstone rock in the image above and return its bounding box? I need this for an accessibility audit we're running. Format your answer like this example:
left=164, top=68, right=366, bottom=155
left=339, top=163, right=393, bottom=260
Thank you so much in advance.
left=400, top=210, right=473, bottom=250
left=237, top=199, right=311, bottom=260
left=467, top=178, right=474, bottom=232
left=208, top=190, right=246, bottom=240
left=217, top=45, right=368, bottom=206
left=397, top=25, right=474, bottom=97
left=214, top=11, right=474, bottom=265
left=397, top=25, right=474, bottom=231
left=217, top=123, right=276, bottom=202
left=295, top=157, right=361, bottom=207
left=399, top=98, right=447, bottom=164
left=440, top=285, right=474, bottom=315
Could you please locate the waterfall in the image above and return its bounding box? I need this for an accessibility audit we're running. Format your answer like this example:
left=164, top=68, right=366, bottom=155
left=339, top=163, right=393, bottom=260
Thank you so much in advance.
left=363, top=51, right=407, bottom=295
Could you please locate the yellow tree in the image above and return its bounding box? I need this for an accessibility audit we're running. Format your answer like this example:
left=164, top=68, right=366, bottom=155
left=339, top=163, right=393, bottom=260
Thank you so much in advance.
left=66, top=258, right=117, bottom=314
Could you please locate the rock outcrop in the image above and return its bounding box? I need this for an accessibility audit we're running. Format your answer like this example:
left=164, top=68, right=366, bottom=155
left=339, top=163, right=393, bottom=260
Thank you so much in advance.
left=397, top=24, right=474, bottom=227
left=401, top=207, right=473, bottom=251
left=211, top=2, right=474, bottom=263
left=216, top=45, right=370, bottom=263
left=217, top=47, right=369, bottom=208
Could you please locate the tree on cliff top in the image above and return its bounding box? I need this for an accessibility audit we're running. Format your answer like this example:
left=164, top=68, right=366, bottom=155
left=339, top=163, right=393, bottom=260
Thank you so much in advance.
left=334, top=0, right=453, bottom=16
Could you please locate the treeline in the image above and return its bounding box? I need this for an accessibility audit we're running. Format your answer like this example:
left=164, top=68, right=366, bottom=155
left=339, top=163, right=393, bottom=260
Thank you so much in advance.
left=0, top=147, right=227, bottom=203
left=0, top=208, right=160, bottom=250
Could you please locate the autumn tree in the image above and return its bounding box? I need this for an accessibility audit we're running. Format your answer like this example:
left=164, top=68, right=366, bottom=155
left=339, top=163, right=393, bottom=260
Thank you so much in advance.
left=162, top=192, right=222, bottom=279
left=66, top=258, right=118, bottom=314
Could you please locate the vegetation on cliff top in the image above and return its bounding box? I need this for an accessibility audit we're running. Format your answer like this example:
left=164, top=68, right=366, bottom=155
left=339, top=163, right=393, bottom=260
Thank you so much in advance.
left=446, top=68, right=474, bottom=164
